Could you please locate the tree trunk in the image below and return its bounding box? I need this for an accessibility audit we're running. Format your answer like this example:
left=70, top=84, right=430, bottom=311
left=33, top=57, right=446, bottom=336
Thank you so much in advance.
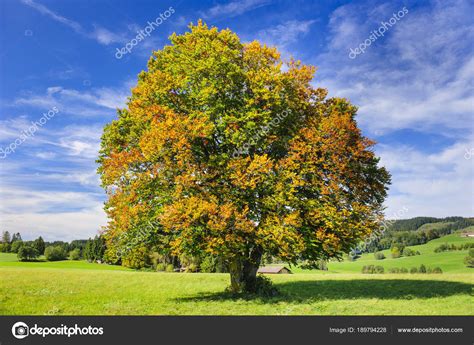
left=229, top=248, right=262, bottom=293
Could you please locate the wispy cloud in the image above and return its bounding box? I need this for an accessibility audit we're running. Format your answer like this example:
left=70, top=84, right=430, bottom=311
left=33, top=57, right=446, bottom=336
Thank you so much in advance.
left=317, top=0, right=474, bottom=135
left=257, top=19, right=316, bottom=48
left=202, top=0, right=270, bottom=19
left=20, top=0, right=126, bottom=45
left=13, top=82, right=132, bottom=116
left=20, top=0, right=83, bottom=33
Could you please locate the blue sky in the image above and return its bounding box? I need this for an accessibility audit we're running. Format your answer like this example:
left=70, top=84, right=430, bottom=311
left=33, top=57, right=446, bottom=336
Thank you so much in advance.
left=0, top=0, right=473, bottom=241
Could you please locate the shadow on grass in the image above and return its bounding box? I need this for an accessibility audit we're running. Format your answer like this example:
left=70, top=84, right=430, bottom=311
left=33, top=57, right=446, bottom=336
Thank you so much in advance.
left=175, top=279, right=473, bottom=304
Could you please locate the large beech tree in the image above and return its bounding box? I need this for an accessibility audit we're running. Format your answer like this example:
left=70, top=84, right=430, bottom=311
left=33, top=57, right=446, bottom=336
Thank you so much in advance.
left=98, top=21, right=390, bottom=293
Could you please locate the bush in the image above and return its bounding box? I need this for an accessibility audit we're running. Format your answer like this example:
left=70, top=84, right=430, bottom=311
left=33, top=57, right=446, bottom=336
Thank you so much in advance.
left=410, top=267, right=418, bottom=273
left=400, top=267, right=408, bottom=273
left=432, top=267, right=443, bottom=274
left=402, top=248, right=417, bottom=257
left=44, top=246, right=67, bottom=261
left=156, top=263, right=165, bottom=271
left=391, top=247, right=401, bottom=259
left=165, top=264, right=174, bottom=272
left=374, top=265, right=384, bottom=273
left=17, top=245, right=39, bottom=261
left=388, top=267, right=400, bottom=273
left=362, top=265, right=373, bottom=274
left=68, top=248, right=81, bottom=260
left=374, top=252, right=385, bottom=260
left=464, top=249, right=474, bottom=268
left=362, top=265, right=384, bottom=274
left=419, top=264, right=427, bottom=273
left=185, top=263, right=199, bottom=272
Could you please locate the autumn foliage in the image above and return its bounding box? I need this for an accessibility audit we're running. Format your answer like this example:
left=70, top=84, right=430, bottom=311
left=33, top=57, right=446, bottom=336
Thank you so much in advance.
left=98, top=21, right=390, bottom=293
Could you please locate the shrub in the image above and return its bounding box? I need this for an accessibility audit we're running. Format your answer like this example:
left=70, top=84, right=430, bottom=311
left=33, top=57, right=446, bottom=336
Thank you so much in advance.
left=410, top=267, right=418, bottom=273
left=419, top=264, right=427, bottom=273
left=391, top=247, right=401, bottom=259
left=156, top=263, right=165, bottom=271
left=362, top=265, right=374, bottom=274
left=432, top=267, right=443, bottom=273
left=362, top=265, right=384, bottom=274
left=374, top=252, right=385, bottom=260
left=464, top=256, right=474, bottom=268
left=400, top=267, right=408, bottom=273
left=44, top=246, right=67, bottom=261
left=402, top=248, right=416, bottom=256
left=388, top=267, right=400, bottom=273
left=464, top=249, right=474, bottom=268
left=68, top=248, right=81, bottom=260
left=17, top=245, right=39, bottom=261
left=165, top=264, right=174, bottom=272
left=186, top=263, right=199, bottom=272
left=374, top=265, right=384, bottom=273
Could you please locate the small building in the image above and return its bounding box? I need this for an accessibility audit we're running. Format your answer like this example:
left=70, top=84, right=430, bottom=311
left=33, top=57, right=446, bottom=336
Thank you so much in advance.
left=257, top=265, right=292, bottom=274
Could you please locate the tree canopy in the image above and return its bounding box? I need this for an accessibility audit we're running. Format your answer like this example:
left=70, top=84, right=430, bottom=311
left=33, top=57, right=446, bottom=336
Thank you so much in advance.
left=98, top=21, right=390, bottom=292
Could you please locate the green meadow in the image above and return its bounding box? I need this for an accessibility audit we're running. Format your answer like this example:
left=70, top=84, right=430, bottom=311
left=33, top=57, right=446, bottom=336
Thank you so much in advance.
left=0, top=229, right=472, bottom=315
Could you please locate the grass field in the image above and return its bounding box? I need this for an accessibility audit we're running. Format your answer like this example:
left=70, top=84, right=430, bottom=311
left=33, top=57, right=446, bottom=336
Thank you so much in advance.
left=0, top=230, right=472, bottom=315
left=0, top=266, right=472, bottom=315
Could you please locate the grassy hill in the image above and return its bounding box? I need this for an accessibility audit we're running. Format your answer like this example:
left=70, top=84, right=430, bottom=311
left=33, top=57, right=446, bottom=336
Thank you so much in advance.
left=280, top=228, right=473, bottom=274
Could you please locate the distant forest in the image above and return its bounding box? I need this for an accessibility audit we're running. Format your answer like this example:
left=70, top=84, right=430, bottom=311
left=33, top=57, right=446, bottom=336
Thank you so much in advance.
left=364, top=217, right=474, bottom=253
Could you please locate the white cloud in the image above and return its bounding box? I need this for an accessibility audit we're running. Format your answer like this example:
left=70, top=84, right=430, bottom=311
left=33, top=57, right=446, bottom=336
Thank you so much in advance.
left=317, top=0, right=474, bottom=134
left=257, top=20, right=316, bottom=48
left=14, top=82, right=132, bottom=117
left=379, top=139, right=474, bottom=218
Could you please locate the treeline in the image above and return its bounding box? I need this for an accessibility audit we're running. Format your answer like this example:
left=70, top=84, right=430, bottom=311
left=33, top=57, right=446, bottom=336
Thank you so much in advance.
left=0, top=230, right=227, bottom=272
left=0, top=230, right=106, bottom=263
left=387, top=216, right=469, bottom=232
left=365, top=217, right=474, bottom=252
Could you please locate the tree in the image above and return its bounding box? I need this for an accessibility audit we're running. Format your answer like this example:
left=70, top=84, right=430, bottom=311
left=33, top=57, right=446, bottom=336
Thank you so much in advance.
left=391, top=247, right=401, bottom=259
left=44, top=246, right=67, bottom=261
left=98, top=21, right=391, bottom=293
left=10, top=240, right=23, bottom=253
left=69, top=248, right=81, bottom=260
left=11, top=232, right=22, bottom=242
left=34, top=236, right=45, bottom=255
left=1, top=231, right=11, bottom=244
left=374, top=252, right=385, bottom=260
left=84, top=236, right=106, bottom=262
left=17, top=245, right=39, bottom=261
